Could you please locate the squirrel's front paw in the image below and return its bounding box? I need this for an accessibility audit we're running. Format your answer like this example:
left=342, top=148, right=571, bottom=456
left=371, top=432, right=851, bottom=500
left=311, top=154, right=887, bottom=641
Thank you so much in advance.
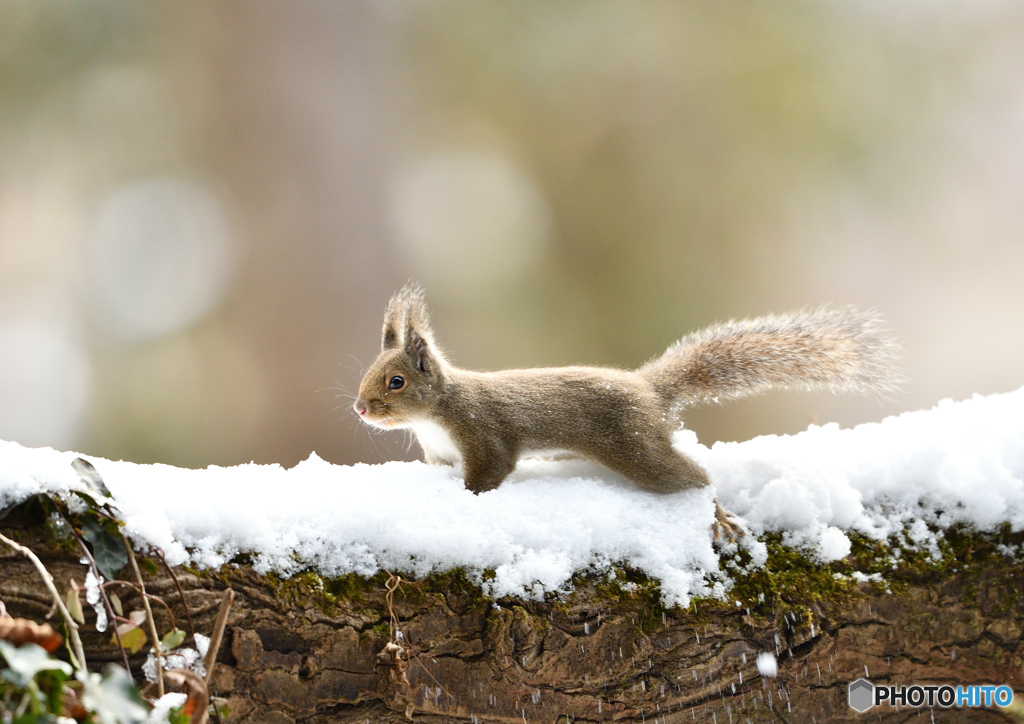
left=711, top=500, right=745, bottom=544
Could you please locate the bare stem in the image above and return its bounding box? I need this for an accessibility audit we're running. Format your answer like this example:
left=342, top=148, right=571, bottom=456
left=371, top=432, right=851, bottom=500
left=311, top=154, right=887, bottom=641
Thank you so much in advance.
left=100, top=581, right=177, bottom=630
left=122, top=532, right=164, bottom=697
left=71, top=532, right=131, bottom=676
left=0, top=530, right=87, bottom=671
left=203, top=588, right=234, bottom=687
left=157, top=550, right=195, bottom=637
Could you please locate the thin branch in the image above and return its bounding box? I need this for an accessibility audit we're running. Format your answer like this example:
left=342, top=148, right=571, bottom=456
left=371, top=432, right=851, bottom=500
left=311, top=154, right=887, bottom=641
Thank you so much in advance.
left=201, top=588, right=233, bottom=724
left=384, top=572, right=402, bottom=641
left=0, top=530, right=87, bottom=671
left=100, top=581, right=177, bottom=630
left=122, top=532, right=164, bottom=697
left=157, top=549, right=195, bottom=638
left=403, top=635, right=453, bottom=699
left=204, top=589, right=234, bottom=687
left=381, top=573, right=452, bottom=699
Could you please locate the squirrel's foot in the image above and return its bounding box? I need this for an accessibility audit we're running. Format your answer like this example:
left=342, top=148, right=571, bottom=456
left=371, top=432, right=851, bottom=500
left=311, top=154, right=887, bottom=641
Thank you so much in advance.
left=712, top=500, right=745, bottom=544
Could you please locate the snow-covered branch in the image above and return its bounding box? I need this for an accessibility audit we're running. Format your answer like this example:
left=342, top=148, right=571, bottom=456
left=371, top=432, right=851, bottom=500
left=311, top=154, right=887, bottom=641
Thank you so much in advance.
left=2, top=387, right=1022, bottom=607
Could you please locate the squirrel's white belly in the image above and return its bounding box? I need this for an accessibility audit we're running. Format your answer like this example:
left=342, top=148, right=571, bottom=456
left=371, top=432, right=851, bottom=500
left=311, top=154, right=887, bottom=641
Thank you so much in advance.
left=411, top=420, right=572, bottom=466
left=522, top=447, right=575, bottom=460
left=411, top=420, right=462, bottom=464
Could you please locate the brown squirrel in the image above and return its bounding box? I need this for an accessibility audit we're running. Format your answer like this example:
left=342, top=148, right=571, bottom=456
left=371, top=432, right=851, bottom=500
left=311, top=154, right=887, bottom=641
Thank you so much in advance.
left=354, top=284, right=900, bottom=540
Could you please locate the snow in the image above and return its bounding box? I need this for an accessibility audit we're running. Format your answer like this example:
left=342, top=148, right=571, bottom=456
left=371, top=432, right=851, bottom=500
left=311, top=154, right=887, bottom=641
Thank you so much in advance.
left=2, top=387, right=1023, bottom=607
left=756, top=652, right=778, bottom=678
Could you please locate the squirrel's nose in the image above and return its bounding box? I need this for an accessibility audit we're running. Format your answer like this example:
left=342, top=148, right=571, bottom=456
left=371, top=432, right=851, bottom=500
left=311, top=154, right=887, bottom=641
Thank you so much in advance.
left=354, top=400, right=367, bottom=416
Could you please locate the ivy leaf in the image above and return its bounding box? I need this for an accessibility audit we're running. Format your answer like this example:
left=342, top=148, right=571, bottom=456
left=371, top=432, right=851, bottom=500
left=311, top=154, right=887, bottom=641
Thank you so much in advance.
left=72, top=457, right=112, bottom=499
left=115, top=625, right=148, bottom=655
left=81, top=517, right=128, bottom=581
left=66, top=585, right=85, bottom=625
left=161, top=628, right=187, bottom=651
left=1, top=493, right=54, bottom=522
left=69, top=489, right=100, bottom=510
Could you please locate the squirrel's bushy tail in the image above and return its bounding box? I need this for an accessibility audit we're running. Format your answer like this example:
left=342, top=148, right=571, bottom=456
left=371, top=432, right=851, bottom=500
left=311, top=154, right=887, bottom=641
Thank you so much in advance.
left=638, top=306, right=901, bottom=408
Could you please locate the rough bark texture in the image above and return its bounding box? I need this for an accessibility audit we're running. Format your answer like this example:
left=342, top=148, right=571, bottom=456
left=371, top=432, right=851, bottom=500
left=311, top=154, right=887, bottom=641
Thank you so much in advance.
left=2, top=507, right=1022, bottom=724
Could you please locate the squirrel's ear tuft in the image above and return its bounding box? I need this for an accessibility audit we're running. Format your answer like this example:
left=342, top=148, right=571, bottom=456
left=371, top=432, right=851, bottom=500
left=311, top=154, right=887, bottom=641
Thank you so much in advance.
left=382, top=283, right=433, bottom=353
left=406, top=327, right=433, bottom=373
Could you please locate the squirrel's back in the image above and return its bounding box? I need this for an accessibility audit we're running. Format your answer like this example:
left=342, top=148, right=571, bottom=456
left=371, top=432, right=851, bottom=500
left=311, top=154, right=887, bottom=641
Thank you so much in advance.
left=638, top=306, right=901, bottom=408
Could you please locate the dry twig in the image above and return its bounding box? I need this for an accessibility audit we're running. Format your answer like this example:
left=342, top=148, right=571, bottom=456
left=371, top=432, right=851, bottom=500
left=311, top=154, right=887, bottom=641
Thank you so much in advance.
left=203, top=588, right=234, bottom=687
left=158, top=550, right=196, bottom=637
left=0, top=530, right=87, bottom=670
left=122, top=532, right=164, bottom=697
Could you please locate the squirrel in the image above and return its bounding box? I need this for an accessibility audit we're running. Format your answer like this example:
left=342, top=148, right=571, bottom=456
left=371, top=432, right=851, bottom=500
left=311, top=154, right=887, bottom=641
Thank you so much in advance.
left=354, top=284, right=900, bottom=540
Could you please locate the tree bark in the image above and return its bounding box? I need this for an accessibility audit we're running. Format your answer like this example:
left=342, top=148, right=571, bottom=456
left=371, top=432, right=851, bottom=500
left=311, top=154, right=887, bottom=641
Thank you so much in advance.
left=2, top=506, right=1021, bottom=723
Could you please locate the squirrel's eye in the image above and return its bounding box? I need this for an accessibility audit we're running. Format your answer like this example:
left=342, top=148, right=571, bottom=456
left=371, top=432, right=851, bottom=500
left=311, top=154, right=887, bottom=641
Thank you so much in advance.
left=388, top=375, right=405, bottom=390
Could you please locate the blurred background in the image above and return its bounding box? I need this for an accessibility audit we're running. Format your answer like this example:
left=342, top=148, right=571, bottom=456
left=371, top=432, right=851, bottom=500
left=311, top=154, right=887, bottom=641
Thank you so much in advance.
left=2, top=1, right=1023, bottom=469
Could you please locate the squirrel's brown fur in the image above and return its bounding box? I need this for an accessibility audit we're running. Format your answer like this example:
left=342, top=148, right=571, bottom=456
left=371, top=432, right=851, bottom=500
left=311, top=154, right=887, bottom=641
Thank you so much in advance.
left=354, top=285, right=901, bottom=539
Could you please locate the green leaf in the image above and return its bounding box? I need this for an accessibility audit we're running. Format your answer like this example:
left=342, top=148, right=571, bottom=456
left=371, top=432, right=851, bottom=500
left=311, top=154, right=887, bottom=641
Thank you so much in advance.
left=211, top=697, right=230, bottom=720
left=109, top=592, right=123, bottom=618
left=72, top=457, right=112, bottom=499
left=81, top=517, right=128, bottom=581
left=0, top=641, right=72, bottom=688
left=161, top=628, right=187, bottom=651
left=114, top=625, right=148, bottom=655
left=1, top=493, right=54, bottom=522
left=69, top=489, right=100, bottom=510
left=67, top=585, right=85, bottom=625
left=139, top=557, right=159, bottom=576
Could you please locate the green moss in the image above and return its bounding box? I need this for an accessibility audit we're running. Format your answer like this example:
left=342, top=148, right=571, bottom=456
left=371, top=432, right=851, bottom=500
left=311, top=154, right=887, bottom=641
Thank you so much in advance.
left=198, top=523, right=1023, bottom=637
left=422, top=567, right=483, bottom=601
left=259, top=570, right=336, bottom=614
left=321, top=571, right=386, bottom=601
left=585, top=565, right=666, bottom=620
left=718, top=525, right=1024, bottom=627
left=370, top=620, right=392, bottom=639
left=725, top=535, right=859, bottom=615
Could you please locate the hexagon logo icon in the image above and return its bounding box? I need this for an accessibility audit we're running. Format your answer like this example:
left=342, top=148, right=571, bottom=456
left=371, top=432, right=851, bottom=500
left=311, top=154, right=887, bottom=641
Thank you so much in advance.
left=848, top=678, right=874, bottom=712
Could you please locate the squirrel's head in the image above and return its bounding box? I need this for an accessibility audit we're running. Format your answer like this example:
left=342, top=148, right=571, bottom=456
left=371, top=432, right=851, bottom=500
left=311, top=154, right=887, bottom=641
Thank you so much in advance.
left=354, top=284, right=447, bottom=429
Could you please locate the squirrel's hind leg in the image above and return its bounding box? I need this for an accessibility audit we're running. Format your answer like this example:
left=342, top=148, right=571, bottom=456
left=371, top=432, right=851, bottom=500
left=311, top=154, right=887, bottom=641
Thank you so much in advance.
left=603, top=437, right=711, bottom=493
left=595, top=437, right=746, bottom=541
left=713, top=499, right=745, bottom=543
